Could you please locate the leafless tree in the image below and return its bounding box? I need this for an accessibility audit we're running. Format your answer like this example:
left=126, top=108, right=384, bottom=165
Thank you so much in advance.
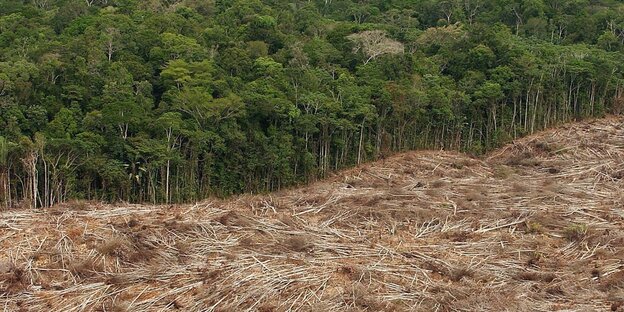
left=104, top=27, right=120, bottom=62
left=463, top=0, right=482, bottom=25
left=32, top=0, right=51, bottom=9
left=347, top=30, right=404, bottom=65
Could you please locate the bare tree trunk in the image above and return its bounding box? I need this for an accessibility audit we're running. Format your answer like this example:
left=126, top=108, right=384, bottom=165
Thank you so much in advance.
left=512, top=97, right=518, bottom=138
left=590, top=82, right=596, bottom=115
left=525, top=79, right=533, bottom=131
left=0, top=168, right=6, bottom=208
left=42, top=158, right=48, bottom=208
left=7, top=166, right=11, bottom=208
left=531, top=86, right=541, bottom=134
left=31, top=154, right=38, bottom=208
left=166, top=159, right=170, bottom=204
left=357, top=120, right=365, bottom=165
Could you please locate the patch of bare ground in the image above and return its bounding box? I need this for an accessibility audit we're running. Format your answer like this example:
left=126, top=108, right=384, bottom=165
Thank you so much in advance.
left=1, top=116, right=623, bottom=311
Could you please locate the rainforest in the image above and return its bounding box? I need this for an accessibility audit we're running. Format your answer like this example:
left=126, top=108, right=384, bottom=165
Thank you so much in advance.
left=0, top=0, right=623, bottom=207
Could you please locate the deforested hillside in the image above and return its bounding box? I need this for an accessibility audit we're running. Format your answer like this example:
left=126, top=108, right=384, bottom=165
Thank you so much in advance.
left=1, top=116, right=623, bottom=311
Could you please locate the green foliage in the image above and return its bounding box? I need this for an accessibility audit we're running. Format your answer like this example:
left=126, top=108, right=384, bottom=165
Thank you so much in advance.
left=0, top=136, right=9, bottom=166
left=0, top=0, right=623, bottom=206
left=564, top=223, right=589, bottom=241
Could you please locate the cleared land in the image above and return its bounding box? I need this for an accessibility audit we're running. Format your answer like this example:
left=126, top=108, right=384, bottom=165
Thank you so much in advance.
left=1, top=116, right=623, bottom=312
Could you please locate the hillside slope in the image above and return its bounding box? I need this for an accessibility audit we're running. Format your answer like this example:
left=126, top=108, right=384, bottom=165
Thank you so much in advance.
left=1, top=116, right=623, bottom=312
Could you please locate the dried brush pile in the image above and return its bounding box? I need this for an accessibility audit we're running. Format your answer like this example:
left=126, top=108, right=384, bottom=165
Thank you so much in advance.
left=1, top=116, right=623, bottom=311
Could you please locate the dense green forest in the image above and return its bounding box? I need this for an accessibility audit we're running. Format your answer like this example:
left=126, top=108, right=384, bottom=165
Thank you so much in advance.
left=0, top=0, right=623, bottom=207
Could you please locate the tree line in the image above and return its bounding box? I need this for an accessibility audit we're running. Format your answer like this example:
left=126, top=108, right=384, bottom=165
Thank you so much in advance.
left=1, top=0, right=623, bottom=207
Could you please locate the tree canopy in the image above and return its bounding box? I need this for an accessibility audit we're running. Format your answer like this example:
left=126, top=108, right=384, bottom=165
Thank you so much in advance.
left=1, top=0, right=623, bottom=207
